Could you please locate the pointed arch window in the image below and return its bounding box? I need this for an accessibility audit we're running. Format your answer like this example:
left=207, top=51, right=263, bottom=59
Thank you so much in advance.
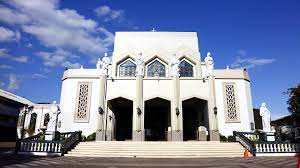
left=147, top=60, right=166, bottom=77
left=119, top=59, right=136, bottom=77
left=179, top=60, right=194, bottom=77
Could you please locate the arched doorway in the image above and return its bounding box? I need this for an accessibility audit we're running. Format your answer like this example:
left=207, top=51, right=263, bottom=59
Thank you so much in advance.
left=144, top=98, right=171, bottom=141
left=107, top=97, right=133, bottom=141
left=182, top=98, right=208, bottom=141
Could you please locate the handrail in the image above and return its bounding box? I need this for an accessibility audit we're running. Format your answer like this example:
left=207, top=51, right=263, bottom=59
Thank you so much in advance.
left=234, top=131, right=300, bottom=156
left=23, top=133, right=44, bottom=140
left=16, top=131, right=82, bottom=156
left=61, top=131, right=82, bottom=156
left=233, top=131, right=256, bottom=156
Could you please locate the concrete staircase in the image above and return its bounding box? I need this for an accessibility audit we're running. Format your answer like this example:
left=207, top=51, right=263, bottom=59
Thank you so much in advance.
left=65, top=141, right=245, bottom=158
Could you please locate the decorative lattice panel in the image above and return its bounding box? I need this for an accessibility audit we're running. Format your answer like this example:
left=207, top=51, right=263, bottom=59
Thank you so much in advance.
left=75, top=83, right=91, bottom=122
left=224, top=84, right=239, bottom=122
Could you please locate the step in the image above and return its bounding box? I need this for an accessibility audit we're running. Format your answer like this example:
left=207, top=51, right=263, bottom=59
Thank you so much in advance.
left=66, top=141, right=245, bottom=158
left=65, top=153, right=244, bottom=158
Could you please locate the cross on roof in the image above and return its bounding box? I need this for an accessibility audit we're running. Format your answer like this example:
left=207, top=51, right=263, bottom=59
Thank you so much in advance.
left=151, top=28, right=156, bottom=32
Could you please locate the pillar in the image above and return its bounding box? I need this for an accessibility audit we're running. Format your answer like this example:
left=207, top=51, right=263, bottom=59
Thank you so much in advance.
left=208, top=75, right=220, bottom=141
left=105, top=107, right=114, bottom=141
left=171, top=76, right=183, bottom=141
left=96, top=75, right=107, bottom=141
left=133, top=75, right=144, bottom=141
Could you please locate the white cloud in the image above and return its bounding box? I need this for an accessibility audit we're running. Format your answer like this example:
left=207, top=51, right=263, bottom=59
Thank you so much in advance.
left=7, top=73, right=21, bottom=91
left=0, top=48, right=29, bottom=63
left=231, top=50, right=275, bottom=69
left=0, top=5, right=31, bottom=24
left=0, top=81, right=5, bottom=87
left=0, top=48, right=8, bottom=57
left=32, top=73, right=47, bottom=79
left=0, top=64, right=13, bottom=69
left=26, top=43, right=33, bottom=48
left=12, top=56, right=28, bottom=63
left=0, top=0, right=114, bottom=56
left=0, top=26, right=21, bottom=42
left=35, top=49, right=80, bottom=68
left=94, top=5, right=124, bottom=21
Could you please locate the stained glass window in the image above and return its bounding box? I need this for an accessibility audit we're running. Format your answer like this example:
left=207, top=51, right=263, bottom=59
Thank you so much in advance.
left=179, top=60, right=193, bottom=77
left=147, top=60, right=166, bottom=77
left=119, top=60, right=136, bottom=77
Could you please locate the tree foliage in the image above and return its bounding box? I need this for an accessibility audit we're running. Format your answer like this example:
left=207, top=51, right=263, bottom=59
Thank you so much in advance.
left=286, top=83, right=300, bottom=119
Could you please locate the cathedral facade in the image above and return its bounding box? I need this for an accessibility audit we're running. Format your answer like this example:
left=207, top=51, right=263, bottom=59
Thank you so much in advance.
left=58, top=32, right=255, bottom=141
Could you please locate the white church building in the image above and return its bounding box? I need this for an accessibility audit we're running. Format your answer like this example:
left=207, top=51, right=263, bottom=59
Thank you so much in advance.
left=56, top=31, right=254, bottom=141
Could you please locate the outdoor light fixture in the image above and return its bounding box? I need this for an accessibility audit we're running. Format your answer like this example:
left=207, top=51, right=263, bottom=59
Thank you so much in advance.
left=109, top=115, right=112, bottom=121
left=98, top=107, right=104, bottom=115
left=58, top=120, right=61, bottom=128
left=176, top=107, right=180, bottom=116
left=137, top=107, right=142, bottom=115
left=250, top=122, right=254, bottom=130
left=213, top=107, right=217, bottom=115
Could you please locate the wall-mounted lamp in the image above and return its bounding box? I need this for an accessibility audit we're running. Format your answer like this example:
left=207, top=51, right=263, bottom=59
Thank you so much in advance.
left=213, top=107, right=217, bottom=115
left=58, top=120, right=61, bottom=128
left=98, top=107, right=104, bottom=115
left=137, top=107, right=142, bottom=115
left=109, top=115, right=112, bottom=121
left=250, top=122, right=255, bottom=130
left=176, top=107, right=180, bottom=116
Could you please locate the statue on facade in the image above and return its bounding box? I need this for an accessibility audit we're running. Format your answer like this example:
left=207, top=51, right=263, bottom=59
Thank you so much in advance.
left=260, top=102, right=271, bottom=132
left=135, top=53, right=144, bottom=76
left=205, top=52, right=214, bottom=77
left=96, top=53, right=111, bottom=76
left=46, top=101, right=60, bottom=132
left=171, top=54, right=180, bottom=77
left=96, top=58, right=102, bottom=69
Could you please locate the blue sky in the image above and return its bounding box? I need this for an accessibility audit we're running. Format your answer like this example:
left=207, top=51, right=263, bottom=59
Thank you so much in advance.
left=0, top=0, right=299, bottom=120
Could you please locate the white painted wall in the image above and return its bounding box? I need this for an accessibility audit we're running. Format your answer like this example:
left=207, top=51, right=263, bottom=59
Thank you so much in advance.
left=59, top=77, right=101, bottom=137
left=215, top=79, right=255, bottom=136
left=17, top=104, right=56, bottom=138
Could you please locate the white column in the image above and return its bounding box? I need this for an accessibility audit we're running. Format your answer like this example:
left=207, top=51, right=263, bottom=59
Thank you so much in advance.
left=208, top=75, right=220, bottom=141
left=96, top=75, right=107, bottom=141
left=133, top=76, right=144, bottom=141
left=171, top=76, right=183, bottom=141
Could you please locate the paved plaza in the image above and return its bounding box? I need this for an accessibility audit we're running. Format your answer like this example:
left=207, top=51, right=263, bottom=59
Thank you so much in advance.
left=0, top=154, right=298, bottom=168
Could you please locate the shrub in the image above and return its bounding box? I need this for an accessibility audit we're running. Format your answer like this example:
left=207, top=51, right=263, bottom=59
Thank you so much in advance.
left=25, top=125, right=35, bottom=136
left=220, top=134, right=227, bottom=142
left=227, top=135, right=236, bottom=142
left=86, top=132, right=96, bottom=141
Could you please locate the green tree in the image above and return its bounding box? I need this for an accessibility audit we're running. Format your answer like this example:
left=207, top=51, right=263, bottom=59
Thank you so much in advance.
left=286, top=83, right=300, bottom=125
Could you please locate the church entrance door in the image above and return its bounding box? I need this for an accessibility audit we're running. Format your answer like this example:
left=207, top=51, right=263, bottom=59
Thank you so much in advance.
left=144, top=98, right=171, bottom=141
left=108, top=97, right=133, bottom=141
left=182, top=98, right=208, bottom=141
